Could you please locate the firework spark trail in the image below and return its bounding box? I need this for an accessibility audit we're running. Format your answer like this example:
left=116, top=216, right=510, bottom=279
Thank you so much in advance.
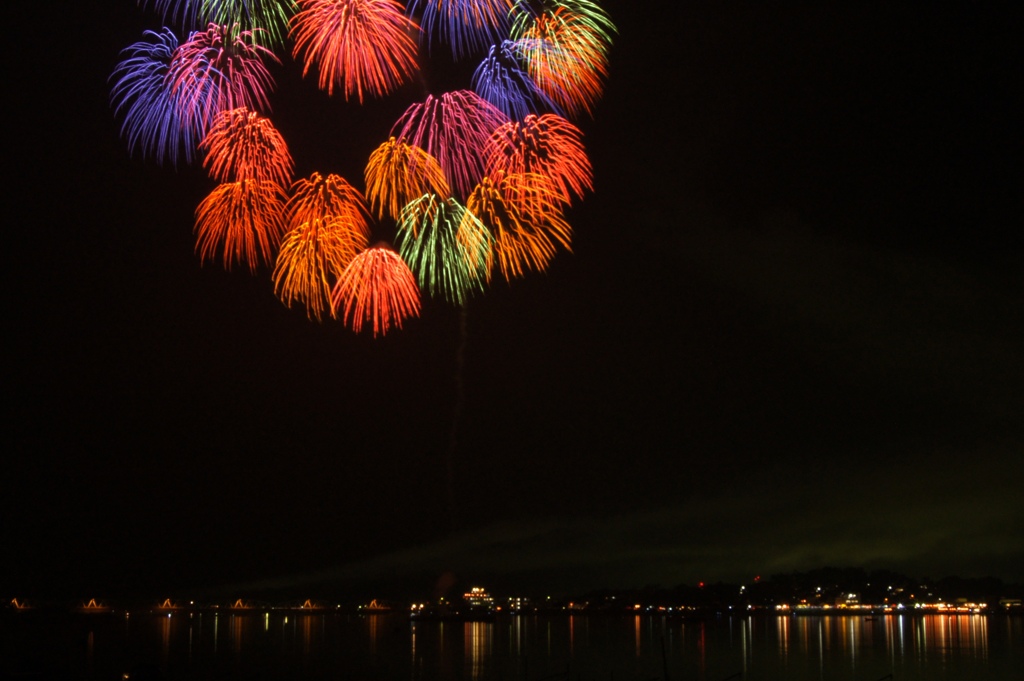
left=273, top=172, right=371, bottom=319
left=365, top=138, right=451, bottom=222
left=396, top=195, right=490, bottom=305
left=291, top=0, right=420, bottom=102
left=446, top=302, right=468, bottom=533
left=407, top=0, right=513, bottom=59
left=485, top=113, right=591, bottom=204
left=392, top=90, right=508, bottom=200
left=331, top=245, right=422, bottom=336
left=201, top=107, right=294, bottom=186
left=194, top=179, right=289, bottom=272
left=472, top=40, right=560, bottom=121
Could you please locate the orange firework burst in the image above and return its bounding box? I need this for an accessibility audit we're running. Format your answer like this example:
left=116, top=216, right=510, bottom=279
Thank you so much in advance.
left=274, top=217, right=370, bottom=320
left=464, top=170, right=571, bottom=280
left=285, top=171, right=372, bottom=235
left=330, top=244, right=421, bottom=336
left=365, top=138, right=451, bottom=222
left=194, top=180, right=288, bottom=272
left=273, top=172, right=372, bottom=319
left=485, top=113, right=591, bottom=204
left=200, top=107, right=294, bottom=186
left=291, top=0, right=420, bottom=102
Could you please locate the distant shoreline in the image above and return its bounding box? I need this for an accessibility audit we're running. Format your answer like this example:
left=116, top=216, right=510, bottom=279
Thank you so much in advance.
left=5, top=604, right=1022, bottom=619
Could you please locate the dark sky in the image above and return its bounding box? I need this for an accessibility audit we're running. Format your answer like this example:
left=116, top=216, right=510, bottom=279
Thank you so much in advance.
left=6, top=2, right=1023, bottom=601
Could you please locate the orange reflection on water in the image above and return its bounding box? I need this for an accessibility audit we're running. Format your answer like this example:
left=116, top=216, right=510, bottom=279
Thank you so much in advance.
left=774, top=612, right=991, bottom=669
left=300, top=614, right=315, bottom=656
left=568, top=614, right=575, bottom=655
left=229, top=614, right=247, bottom=658
left=958, top=614, right=988, bottom=658
left=776, top=615, right=790, bottom=658
left=463, top=621, right=492, bottom=681
left=161, top=614, right=171, bottom=665
left=367, top=613, right=383, bottom=655
left=410, top=621, right=416, bottom=664
left=916, top=614, right=989, bottom=660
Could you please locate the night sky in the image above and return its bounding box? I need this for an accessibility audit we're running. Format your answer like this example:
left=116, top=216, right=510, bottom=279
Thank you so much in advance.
left=6, top=2, right=1023, bottom=601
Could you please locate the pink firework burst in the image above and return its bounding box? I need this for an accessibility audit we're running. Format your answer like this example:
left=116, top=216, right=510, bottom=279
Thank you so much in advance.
left=168, top=23, right=278, bottom=136
left=391, top=90, right=507, bottom=200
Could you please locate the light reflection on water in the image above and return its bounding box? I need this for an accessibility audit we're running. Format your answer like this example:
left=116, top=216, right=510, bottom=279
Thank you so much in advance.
left=2, top=611, right=1019, bottom=681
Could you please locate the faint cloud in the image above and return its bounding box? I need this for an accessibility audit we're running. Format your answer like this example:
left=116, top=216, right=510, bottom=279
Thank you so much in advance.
left=236, top=454, right=1024, bottom=594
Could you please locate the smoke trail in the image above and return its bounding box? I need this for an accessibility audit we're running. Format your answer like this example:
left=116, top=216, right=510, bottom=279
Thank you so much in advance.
left=445, top=303, right=469, bottom=533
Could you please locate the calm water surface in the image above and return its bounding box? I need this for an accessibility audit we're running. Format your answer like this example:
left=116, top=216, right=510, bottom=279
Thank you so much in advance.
left=3, top=611, right=1020, bottom=680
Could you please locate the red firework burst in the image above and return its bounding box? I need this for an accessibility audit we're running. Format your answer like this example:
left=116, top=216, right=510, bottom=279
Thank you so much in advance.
left=330, top=244, right=422, bottom=336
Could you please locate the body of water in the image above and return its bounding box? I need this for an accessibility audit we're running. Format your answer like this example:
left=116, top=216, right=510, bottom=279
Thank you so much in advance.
left=2, top=610, right=1020, bottom=680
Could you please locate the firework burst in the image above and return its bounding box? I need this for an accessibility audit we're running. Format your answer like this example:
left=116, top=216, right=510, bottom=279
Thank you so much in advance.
left=116, top=1, right=613, bottom=336
left=168, top=23, right=278, bottom=135
left=392, top=90, right=507, bottom=200
left=138, top=1, right=298, bottom=43
left=331, top=244, right=421, bottom=336
left=396, top=194, right=490, bottom=304
left=200, top=107, right=294, bottom=186
left=291, top=0, right=420, bottom=102
left=472, top=40, right=558, bottom=121
left=194, top=179, right=289, bottom=272
left=273, top=172, right=372, bottom=319
left=485, top=113, right=591, bottom=204
left=511, top=0, right=615, bottom=118
left=365, top=138, right=451, bottom=222
left=407, top=0, right=512, bottom=59
left=286, top=171, right=373, bottom=233
left=111, top=28, right=196, bottom=165
left=274, top=217, right=370, bottom=320
left=207, top=1, right=299, bottom=47
left=464, top=170, right=571, bottom=280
